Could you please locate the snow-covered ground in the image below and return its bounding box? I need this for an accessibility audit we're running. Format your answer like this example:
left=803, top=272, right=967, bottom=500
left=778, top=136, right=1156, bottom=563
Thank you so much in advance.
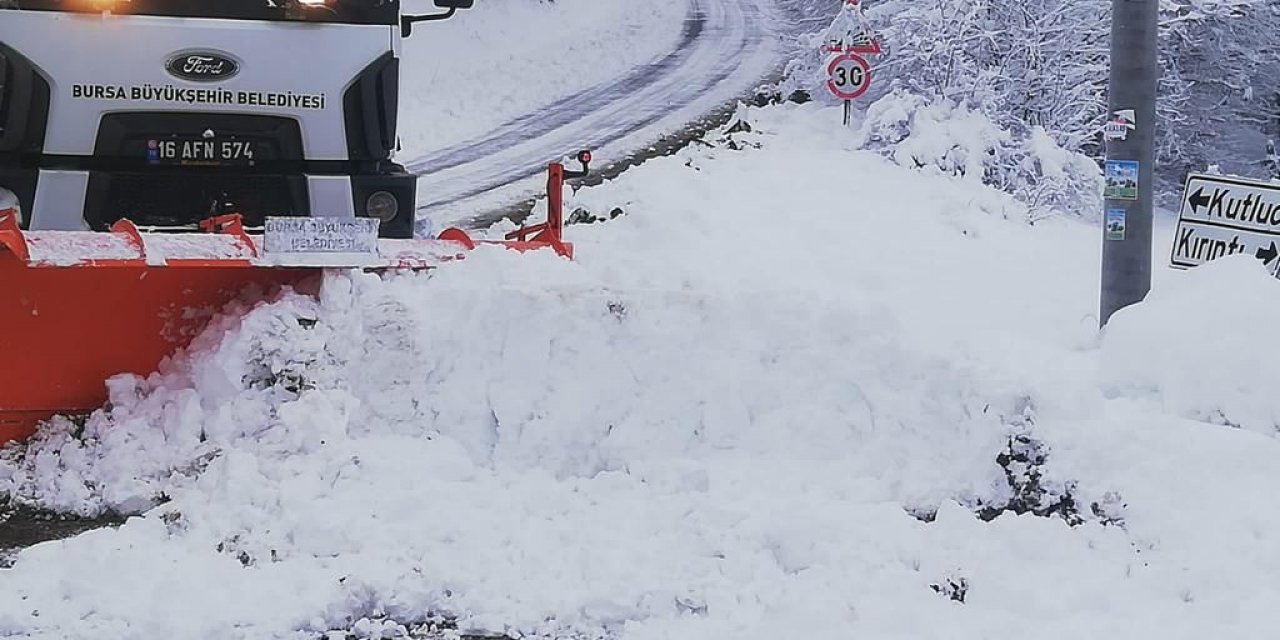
left=3, top=103, right=1279, bottom=638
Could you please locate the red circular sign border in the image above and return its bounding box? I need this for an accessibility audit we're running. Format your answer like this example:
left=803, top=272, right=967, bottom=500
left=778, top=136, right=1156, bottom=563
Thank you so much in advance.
left=826, top=53, right=872, bottom=101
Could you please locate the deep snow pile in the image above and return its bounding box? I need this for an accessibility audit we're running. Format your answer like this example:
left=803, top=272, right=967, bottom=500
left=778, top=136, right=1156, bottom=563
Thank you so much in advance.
left=397, top=0, right=686, bottom=156
left=1101, top=256, right=1280, bottom=436
left=2, top=104, right=1279, bottom=639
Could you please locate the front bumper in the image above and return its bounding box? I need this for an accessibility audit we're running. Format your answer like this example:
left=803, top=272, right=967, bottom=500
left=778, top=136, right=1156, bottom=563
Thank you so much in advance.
left=10, top=167, right=417, bottom=239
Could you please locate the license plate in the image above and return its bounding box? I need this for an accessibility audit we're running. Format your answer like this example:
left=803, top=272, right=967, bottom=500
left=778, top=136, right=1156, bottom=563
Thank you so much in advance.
left=147, top=137, right=256, bottom=166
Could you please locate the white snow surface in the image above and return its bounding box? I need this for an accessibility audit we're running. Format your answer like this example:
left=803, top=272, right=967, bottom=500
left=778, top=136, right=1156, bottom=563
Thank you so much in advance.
left=3, top=104, right=1280, bottom=638
left=1102, top=256, right=1280, bottom=437
left=22, top=232, right=255, bottom=266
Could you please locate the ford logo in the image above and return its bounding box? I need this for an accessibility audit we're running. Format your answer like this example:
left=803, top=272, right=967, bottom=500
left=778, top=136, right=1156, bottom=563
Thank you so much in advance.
left=165, top=51, right=240, bottom=82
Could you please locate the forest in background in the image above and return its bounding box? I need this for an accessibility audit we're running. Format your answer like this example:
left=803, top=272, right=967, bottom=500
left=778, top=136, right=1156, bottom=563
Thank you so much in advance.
left=783, top=0, right=1280, bottom=215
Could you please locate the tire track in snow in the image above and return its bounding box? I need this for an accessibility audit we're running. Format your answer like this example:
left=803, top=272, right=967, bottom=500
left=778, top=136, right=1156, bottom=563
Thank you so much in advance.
left=405, top=14, right=708, bottom=175
left=407, top=0, right=779, bottom=225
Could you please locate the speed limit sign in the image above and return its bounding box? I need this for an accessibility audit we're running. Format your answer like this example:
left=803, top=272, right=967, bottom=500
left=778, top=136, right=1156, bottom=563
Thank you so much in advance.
left=826, top=52, right=872, bottom=100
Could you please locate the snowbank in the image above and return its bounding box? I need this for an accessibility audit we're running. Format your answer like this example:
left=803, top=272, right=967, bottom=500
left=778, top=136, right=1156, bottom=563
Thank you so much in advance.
left=397, top=0, right=686, bottom=156
left=854, top=89, right=1105, bottom=220
left=1101, top=256, right=1280, bottom=436
left=2, top=104, right=1278, bottom=639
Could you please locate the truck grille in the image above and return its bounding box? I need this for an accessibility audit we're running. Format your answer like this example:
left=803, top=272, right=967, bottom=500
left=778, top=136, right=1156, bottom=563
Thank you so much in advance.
left=89, top=172, right=306, bottom=230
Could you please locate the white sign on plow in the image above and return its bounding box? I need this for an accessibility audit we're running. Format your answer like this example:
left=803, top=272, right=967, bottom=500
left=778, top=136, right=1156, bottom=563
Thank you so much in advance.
left=1171, top=174, right=1280, bottom=276
left=263, top=217, right=379, bottom=266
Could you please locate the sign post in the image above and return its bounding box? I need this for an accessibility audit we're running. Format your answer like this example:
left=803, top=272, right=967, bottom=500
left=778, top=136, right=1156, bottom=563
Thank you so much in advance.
left=1099, top=0, right=1159, bottom=327
left=822, top=0, right=880, bottom=125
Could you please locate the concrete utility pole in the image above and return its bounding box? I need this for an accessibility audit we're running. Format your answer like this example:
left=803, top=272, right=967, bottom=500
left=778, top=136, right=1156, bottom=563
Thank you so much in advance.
left=1099, top=0, right=1160, bottom=328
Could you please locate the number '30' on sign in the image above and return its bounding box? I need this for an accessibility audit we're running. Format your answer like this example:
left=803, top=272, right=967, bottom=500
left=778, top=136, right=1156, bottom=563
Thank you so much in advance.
left=826, top=53, right=872, bottom=101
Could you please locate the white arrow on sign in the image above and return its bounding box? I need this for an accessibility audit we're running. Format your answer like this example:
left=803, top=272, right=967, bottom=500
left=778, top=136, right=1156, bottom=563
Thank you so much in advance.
left=1171, top=173, right=1280, bottom=275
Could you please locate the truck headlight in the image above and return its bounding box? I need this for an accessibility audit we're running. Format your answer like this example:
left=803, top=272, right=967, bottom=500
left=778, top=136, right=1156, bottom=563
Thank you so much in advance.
left=66, top=0, right=130, bottom=14
left=365, top=191, right=398, bottom=222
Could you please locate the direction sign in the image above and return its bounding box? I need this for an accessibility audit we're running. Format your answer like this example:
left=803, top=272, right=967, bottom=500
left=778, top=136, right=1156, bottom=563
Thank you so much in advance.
left=1171, top=173, right=1280, bottom=276
left=826, top=52, right=872, bottom=101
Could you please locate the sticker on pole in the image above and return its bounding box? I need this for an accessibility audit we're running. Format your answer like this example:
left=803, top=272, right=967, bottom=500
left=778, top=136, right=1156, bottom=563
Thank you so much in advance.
left=1171, top=173, right=1280, bottom=277
left=1104, top=109, right=1136, bottom=142
left=1105, top=208, right=1127, bottom=241
left=264, top=217, right=379, bottom=256
left=1104, top=160, right=1140, bottom=201
left=826, top=53, right=872, bottom=101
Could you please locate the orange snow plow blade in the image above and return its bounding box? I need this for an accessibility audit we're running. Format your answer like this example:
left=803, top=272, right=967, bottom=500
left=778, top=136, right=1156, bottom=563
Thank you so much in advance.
left=0, top=256, right=314, bottom=444
left=0, top=213, right=320, bottom=445
left=0, top=212, right=565, bottom=447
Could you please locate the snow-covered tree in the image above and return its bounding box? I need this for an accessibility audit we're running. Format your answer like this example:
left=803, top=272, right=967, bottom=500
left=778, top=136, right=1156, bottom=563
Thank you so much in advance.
left=859, top=0, right=1109, bottom=151
left=792, top=0, right=1110, bottom=219
left=784, top=0, right=1278, bottom=213
left=1157, top=0, right=1280, bottom=181
left=854, top=85, right=1105, bottom=219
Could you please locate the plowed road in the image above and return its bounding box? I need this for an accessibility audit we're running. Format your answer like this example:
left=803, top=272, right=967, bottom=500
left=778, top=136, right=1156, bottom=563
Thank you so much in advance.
left=406, top=0, right=782, bottom=227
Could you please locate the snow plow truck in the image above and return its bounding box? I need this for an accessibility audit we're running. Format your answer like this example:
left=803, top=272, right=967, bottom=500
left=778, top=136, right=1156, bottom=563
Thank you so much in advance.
left=0, top=0, right=585, bottom=445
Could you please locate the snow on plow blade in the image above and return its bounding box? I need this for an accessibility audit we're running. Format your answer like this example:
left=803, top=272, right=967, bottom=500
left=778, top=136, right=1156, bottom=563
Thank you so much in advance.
left=0, top=216, right=299, bottom=444
left=0, top=209, right=567, bottom=446
left=0, top=159, right=581, bottom=446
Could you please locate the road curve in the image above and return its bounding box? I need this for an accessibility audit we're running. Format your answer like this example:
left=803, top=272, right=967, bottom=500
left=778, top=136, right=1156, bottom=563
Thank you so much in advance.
left=407, top=0, right=779, bottom=227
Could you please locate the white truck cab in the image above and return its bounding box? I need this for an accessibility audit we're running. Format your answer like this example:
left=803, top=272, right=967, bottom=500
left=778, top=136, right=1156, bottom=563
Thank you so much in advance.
left=0, top=0, right=471, bottom=238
